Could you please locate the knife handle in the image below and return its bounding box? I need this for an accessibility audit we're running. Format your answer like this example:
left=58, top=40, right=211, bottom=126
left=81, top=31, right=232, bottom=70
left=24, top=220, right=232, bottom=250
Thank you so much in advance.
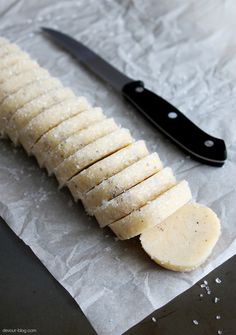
left=122, top=81, right=227, bottom=166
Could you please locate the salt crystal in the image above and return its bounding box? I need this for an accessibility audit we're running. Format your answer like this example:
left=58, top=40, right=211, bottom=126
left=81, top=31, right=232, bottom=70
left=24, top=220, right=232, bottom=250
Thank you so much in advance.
left=217, top=330, right=223, bottom=334
left=216, top=315, right=221, bottom=320
left=215, top=277, right=222, bottom=284
left=200, top=283, right=205, bottom=288
left=152, top=316, right=156, bottom=323
left=199, top=294, right=203, bottom=298
left=214, top=297, right=220, bottom=303
left=192, top=320, right=199, bottom=325
left=204, top=280, right=208, bottom=285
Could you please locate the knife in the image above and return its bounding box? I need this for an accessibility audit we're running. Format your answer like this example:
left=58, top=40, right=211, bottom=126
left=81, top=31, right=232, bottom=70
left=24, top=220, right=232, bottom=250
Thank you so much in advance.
left=42, top=27, right=227, bottom=166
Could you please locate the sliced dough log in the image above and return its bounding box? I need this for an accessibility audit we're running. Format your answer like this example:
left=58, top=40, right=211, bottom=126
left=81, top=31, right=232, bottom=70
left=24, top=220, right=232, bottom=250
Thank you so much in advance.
left=0, top=52, right=30, bottom=70
left=0, top=43, right=21, bottom=58
left=7, top=87, right=75, bottom=144
left=0, top=58, right=39, bottom=84
left=0, top=67, right=49, bottom=102
left=68, top=140, right=149, bottom=196
left=20, top=97, right=90, bottom=155
left=55, top=128, right=133, bottom=187
left=82, top=152, right=163, bottom=212
left=95, top=167, right=176, bottom=227
left=140, top=203, right=221, bottom=272
left=109, top=180, right=192, bottom=240
left=31, top=107, right=104, bottom=169
left=44, top=118, right=119, bottom=173
left=1, top=77, right=62, bottom=137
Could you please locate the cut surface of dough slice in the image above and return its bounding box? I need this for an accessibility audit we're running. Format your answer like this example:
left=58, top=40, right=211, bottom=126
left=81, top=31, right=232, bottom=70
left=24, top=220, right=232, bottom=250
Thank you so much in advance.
left=1, top=77, right=61, bottom=137
left=0, top=58, right=39, bottom=84
left=44, top=118, right=119, bottom=173
left=0, top=67, right=49, bottom=102
left=0, top=52, right=30, bottom=70
left=7, top=87, right=75, bottom=144
left=94, top=167, right=176, bottom=227
left=109, top=180, right=192, bottom=240
left=67, top=140, right=149, bottom=196
left=82, top=152, right=163, bottom=212
left=31, top=107, right=104, bottom=169
left=20, top=97, right=90, bottom=154
left=0, top=43, right=20, bottom=58
left=55, top=128, right=133, bottom=187
left=140, top=203, right=221, bottom=272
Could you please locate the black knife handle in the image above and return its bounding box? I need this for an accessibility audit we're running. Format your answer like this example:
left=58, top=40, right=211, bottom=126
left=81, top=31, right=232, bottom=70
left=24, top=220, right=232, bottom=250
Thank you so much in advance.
left=122, top=81, right=227, bottom=166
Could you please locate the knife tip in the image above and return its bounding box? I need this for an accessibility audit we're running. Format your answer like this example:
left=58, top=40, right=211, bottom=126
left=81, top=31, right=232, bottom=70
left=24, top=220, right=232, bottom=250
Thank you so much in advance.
left=41, top=27, right=53, bottom=34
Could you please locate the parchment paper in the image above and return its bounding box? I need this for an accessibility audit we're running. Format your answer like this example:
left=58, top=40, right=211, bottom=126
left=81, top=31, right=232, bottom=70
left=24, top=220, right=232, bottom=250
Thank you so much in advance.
left=0, top=1, right=236, bottom=334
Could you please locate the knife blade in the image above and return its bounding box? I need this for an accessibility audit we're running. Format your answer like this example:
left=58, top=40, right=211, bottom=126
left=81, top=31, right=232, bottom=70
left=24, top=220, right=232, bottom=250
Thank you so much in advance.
left=42, top=27, right=227, bottom=166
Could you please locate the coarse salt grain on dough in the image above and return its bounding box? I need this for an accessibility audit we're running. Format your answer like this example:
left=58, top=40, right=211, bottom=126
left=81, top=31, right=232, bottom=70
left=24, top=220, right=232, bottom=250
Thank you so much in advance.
left=94, top=167, right=176, bottom=227
left=67, top=140, right=149, bottom=197
left=55, top=128, right=133, bottom=187
left=20, top=97, right=90, bottom=154
left=0, top=67, right=49, bottom=102
left=109, top=180, right=192, bottom=240
left=33, top=107, right=105, bottom=170
left=0, top=52, right=30, bottom=70
left=82, top=152, right=163, bottom=212
left=45, top=118, right=119, bottom=173
left=0, top=43, right=21, bottom=58
left=0, top=58, right=39, bottom=84
left=140, top=203, right=221, bottom=271
left=1, top=77, right=62, bottom=137
left=7, top=87, right=75, bottom=144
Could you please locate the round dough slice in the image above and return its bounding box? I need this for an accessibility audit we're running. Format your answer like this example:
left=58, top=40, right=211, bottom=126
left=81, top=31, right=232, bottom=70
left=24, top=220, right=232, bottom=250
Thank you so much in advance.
left=95, top=167, right=176, bottom=227
left=7, top=87, right=75, bottom=144
left=29, top=107, right=104, bottom=168
left=0, top=52, right=30, bottom=70
left=44, top=118, right=119, bottom=173
left=0, top=77, right=62, bottom=137
left=140, top=203, right=221, bottom=272
left=109, top=180, right=192, bottom=240
left=0, top=67, right=49, bottom=102
left=82, top=152, right=163, bottom=212
left=0, top=58, right=39, bottom=84
left=19, top=97, right=90, bottom=154
left=55, top=128, right=133, bottom=187
left=0, top=43, right=21, bottom=58
left=67, top=140, right=149, bottom=196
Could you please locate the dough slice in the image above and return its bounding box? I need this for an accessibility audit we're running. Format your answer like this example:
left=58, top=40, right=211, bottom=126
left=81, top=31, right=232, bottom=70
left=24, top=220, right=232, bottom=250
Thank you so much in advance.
left=55, top=128, right=133, bottom=187
left=0, top=37, right=9, bottom=46
left=0, top=52, right=30, bottom=70
left=0, top=58, right=39, bottom=84
left=29, top=107, right=104, bottom=167
left=44, top=118, right=119, bottom=173
left=0, top=43, right=20, bottom=58
left=0, top=67, right=49, bottom=102
left=140, top=203, right=221, bottom=272
left=95, top=167, right=176, bottom=227
left=109, top=180, right=192, bottom=240
left=19, top=97, right=90, bottom=154
left=67, top=140, right=149, bottom=196
left=0, top=77, right=61, bottom=137
left=7, top=87, right=75, bottom=144
left=82, top=152, right=163, bottom=212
